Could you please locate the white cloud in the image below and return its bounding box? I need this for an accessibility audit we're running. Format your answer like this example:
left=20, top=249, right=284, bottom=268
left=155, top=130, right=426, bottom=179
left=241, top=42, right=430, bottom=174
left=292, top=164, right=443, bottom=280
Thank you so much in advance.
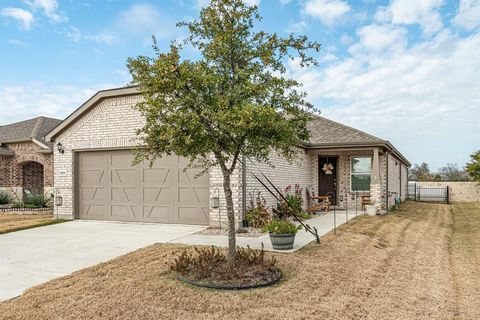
left=302, top=0, right=350, bottom=27
left=288, top=31, right=480, bottom=168
left=285, top=20, right=308, bottom=33
left=354, top=24, right=406, bottom=52
left=25, top=0, right=68, bottom=23
left=0, top=83, right=119, bottom=125
left=0, top=8, right=34, bottom=30
left=116, top=4, right=174, bottom=39
left=85, top=31, right=118, bottom=46
left=375, top=0, right=444, bottom=35
left=454, top=0, right=480, bottom=30
left=7, top=39, right=29, bottom=46
left=66, top=25, right=82, bottom=42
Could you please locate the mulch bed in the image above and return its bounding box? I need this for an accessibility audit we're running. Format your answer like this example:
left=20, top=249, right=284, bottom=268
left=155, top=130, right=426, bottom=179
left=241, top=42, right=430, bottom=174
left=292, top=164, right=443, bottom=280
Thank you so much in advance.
left=196, top=226, right=265, bottom=238
left=171, top=246, right=281, bottom=289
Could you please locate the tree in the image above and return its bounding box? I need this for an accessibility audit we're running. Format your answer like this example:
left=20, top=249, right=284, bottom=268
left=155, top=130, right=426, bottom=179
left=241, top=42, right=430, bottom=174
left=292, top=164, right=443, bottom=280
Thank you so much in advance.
left=466, top=150, right=480, bottom=182
left=127, top=0, right=319, bottom=262
left=438, top=163, right=470, bottom=181
left=408, top=162, right=432, bottom=181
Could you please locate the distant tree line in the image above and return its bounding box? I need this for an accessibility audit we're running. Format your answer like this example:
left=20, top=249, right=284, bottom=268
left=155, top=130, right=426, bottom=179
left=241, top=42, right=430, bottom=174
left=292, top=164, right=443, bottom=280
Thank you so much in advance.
left=409, top=150, right=480, bottom=182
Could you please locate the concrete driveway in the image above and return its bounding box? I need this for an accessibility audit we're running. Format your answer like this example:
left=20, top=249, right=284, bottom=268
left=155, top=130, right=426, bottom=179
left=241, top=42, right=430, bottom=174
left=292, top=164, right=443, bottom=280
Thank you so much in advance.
left=0, top=221, right=206, bottom=301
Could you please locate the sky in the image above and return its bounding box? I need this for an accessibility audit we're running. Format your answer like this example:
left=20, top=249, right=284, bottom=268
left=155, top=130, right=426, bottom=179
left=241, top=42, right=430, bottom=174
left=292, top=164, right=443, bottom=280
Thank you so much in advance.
left=0, top=0, right=479, bottom=169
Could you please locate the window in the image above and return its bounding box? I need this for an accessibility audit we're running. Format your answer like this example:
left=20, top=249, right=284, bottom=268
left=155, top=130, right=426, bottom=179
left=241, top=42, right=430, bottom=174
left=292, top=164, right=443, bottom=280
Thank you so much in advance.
left=351, top=157, right=371, bottom=191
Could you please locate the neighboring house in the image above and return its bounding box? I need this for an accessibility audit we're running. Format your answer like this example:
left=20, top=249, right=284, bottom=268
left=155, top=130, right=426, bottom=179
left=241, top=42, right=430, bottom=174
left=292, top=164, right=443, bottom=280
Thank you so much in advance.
left=45, top=86, right=410, bottom=227
left=0, top=116, right=62, bottom=200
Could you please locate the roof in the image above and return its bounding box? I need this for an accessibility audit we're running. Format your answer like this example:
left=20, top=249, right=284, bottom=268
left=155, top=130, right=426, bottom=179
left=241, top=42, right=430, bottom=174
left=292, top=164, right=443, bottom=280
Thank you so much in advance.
left=306, top=116, right=384, bottom=145
left=0, top=116, right=62, bottom=149
left=305, top=115, right=410, bottom=166
left=44, top=85, right=410, bottom=166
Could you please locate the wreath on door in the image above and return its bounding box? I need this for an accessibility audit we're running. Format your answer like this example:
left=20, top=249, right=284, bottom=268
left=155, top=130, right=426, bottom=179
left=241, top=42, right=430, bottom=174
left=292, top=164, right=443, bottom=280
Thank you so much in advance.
left=322, top=162, right=334, bottom=175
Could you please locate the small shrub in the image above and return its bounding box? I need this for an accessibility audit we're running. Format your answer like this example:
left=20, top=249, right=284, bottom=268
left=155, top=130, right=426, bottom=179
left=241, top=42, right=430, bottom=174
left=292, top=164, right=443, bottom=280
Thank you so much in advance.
left=273, top=184, right=307, bottom=220
left=24, top=193, right=51, bottom=208
left=0, top=191, right=14, bottom=205
left=171, top=246, right=279, bottom=286
left=246, top=207, right=270, bottom=228
left=246, top=192, right=271, bottom=228
left=262, top=219, right=302, bottom=234
left=11, top=202, right=23, bottom=209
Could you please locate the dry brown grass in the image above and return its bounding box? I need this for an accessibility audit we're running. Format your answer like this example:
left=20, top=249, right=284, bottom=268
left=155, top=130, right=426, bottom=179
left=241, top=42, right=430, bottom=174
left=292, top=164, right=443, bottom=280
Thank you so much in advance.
left=0, top=213, right=55, bottom=234
left=1, top=202, right=479, bottom=320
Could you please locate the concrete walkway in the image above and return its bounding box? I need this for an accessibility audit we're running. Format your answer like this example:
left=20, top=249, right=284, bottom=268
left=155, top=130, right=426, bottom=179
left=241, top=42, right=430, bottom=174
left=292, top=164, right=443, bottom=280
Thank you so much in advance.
left=172, top=210, right=365, bottom=253
left=0, top=210, right=364, bottom=301
left=0, top=221, right=205, bottom=301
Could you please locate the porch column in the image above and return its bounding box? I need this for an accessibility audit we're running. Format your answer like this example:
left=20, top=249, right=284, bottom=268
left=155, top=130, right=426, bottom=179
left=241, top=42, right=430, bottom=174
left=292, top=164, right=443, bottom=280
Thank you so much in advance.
left=371, top=148, right=382, bottom=212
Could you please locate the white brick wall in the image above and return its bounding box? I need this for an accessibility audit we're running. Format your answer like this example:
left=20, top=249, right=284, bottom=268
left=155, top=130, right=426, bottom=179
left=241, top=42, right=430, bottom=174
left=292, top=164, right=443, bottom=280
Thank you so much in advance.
left=244, top=149, right=313, bottom=213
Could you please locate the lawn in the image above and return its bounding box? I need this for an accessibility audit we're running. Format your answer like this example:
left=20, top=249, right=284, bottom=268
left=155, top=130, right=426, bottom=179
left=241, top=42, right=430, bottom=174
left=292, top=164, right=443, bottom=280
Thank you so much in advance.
left=0, top=212, right=61, bottom=235
left=1, top=202, right=479, bottom=320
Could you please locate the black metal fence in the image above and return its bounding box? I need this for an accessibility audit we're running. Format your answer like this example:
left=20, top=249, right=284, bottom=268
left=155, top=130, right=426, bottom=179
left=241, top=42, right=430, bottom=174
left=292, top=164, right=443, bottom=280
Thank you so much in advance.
left=407, top=183, right=449, bottom=204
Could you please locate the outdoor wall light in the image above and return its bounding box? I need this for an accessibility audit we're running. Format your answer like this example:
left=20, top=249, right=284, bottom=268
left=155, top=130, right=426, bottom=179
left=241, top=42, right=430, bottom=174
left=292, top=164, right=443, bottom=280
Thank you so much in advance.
left=56, top=142, right=65, bottom=154
left=210, top=188, right=220, bottom=209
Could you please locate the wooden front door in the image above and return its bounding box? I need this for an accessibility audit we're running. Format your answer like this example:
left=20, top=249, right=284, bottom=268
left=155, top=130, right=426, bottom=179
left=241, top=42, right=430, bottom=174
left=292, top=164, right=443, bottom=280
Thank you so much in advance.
left=318, top=157, right=338, bottom=205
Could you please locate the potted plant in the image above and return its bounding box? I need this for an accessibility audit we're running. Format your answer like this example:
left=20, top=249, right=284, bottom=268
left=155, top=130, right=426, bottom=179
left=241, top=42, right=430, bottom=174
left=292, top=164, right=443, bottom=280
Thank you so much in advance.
left=263, top=220, right=302, bottom=250
left=365, top=201, right=378, bottom=216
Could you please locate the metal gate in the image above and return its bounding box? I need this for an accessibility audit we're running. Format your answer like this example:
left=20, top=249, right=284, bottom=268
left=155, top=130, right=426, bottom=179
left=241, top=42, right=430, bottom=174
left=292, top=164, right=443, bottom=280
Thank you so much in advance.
left=407, top=183, right=449, bottom=204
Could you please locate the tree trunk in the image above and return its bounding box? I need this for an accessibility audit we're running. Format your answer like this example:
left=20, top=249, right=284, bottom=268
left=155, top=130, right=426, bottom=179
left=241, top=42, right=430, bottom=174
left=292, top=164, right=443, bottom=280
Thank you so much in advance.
left=222, top=170, right=237, bottom=263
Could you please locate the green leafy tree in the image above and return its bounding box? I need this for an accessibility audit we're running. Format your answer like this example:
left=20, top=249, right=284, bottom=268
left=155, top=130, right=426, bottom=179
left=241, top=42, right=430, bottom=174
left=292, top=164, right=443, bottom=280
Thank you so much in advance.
left=127, top=0, right=319, bottom=262
left=466, top=150, right=480, bottom=182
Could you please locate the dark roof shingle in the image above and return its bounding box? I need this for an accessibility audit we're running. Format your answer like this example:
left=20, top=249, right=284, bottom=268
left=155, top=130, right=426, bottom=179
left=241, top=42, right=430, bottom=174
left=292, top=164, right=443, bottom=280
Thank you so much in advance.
left=0, top=116, right=62, bottom=148
left=306, top=116, right=384, bottom=145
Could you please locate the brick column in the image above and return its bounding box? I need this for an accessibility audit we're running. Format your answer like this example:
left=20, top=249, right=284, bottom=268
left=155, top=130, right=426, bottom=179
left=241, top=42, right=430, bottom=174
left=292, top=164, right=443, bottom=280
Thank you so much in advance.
left=370, top=148, right=383, bottom=213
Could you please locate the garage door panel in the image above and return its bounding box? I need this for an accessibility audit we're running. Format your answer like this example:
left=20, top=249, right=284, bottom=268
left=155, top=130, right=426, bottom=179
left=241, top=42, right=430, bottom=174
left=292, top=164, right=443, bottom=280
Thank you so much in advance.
left=143, top=168, right=171, bottom=184
left=111, top=187, right=137, bottom=202
left=178, top=187, right=209, bottom=204
left=177, top=206, right=209, bottom=225
left=143, top=206, right=171, bottom=223
left=81, top=187, right=105, bottom=201
left=110, top=205, right=137, bottom=218
left=112, top=169, right=137, bottom=185
left=81, top=204, right=106, bottom=220
left=179, top=169, right=208, bottom=184
left=77, top=150, right=209, bottom=225
left=143, top=187, right=171, bottom=203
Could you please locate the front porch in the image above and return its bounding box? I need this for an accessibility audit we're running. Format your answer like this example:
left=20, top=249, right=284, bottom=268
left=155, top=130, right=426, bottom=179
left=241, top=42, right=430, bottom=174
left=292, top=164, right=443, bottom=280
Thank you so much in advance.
left=306, top=147, right=386, bottom=212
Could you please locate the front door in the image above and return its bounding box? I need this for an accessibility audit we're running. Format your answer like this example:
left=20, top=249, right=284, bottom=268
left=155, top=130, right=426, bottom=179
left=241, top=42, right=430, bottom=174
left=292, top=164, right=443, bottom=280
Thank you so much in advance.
left=318, top=157, right=338, bottom=205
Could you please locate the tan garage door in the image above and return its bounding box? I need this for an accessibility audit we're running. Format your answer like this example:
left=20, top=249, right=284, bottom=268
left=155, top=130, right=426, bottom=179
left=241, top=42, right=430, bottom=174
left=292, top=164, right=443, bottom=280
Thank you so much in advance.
left=77, top=149, right=209, bottom=225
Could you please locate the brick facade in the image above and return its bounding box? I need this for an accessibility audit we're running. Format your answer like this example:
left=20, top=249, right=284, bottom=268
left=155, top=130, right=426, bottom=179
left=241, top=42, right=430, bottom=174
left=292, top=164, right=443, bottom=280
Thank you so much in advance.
left=52, top=92, right=409, bottom=223
left=0, top=142, right=54, bottom=199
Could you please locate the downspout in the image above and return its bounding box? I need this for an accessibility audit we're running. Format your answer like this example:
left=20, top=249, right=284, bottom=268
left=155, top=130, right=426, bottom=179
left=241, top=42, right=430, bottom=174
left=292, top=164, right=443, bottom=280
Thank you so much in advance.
left=241, top=154, right=247, bottom=227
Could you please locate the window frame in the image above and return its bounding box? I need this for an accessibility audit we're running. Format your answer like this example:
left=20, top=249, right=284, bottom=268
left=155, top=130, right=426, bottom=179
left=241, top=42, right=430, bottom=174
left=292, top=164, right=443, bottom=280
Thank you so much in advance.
left=350, top=156, right=372, bottom=192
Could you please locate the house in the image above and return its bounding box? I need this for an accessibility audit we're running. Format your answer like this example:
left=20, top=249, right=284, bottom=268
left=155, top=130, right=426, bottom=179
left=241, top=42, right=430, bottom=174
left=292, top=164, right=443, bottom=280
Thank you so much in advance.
left=45, top=86, right=410, bottom=227
left=0, top=116, right=62, bottom=200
